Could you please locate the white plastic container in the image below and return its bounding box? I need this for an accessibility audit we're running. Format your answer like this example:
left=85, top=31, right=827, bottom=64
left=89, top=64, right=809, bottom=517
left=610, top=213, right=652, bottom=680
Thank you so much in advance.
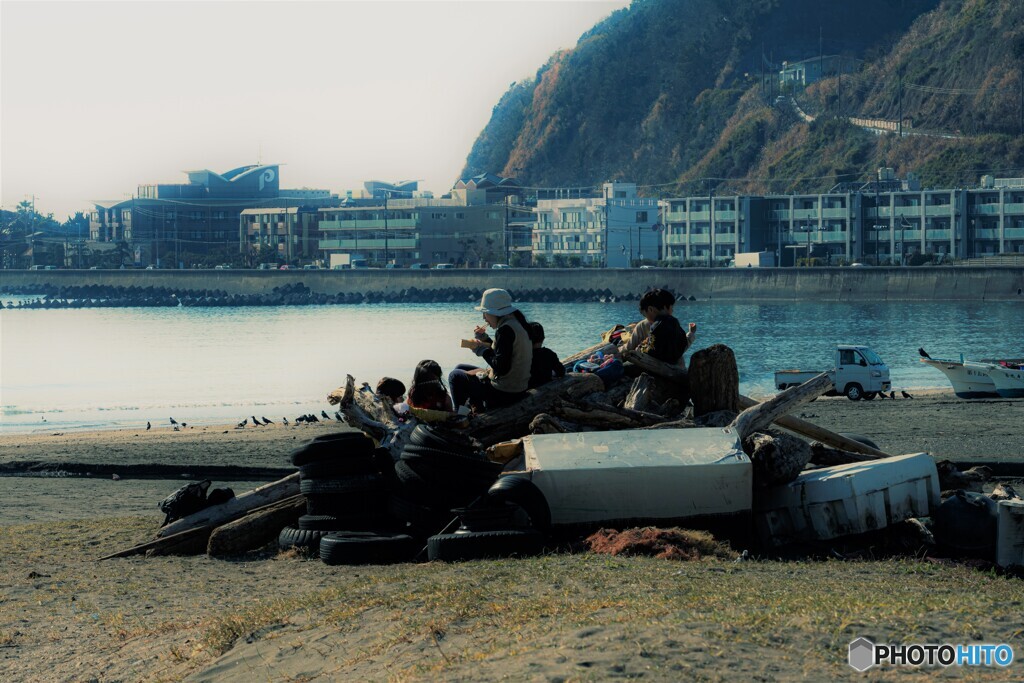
left=996, top=499, right=1024, bottom=568
left=754, top=453, right=940, bottom=545
left=521, top=428, right=751, bottom=526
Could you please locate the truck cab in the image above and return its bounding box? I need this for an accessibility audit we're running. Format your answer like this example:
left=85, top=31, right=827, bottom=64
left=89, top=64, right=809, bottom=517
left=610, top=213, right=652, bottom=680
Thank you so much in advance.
left=775, top=345, right=891, bottom=401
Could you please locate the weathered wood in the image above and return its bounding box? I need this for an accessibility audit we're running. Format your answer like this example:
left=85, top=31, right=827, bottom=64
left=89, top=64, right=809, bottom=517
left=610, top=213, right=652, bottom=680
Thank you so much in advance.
left=745, top=431, right=812, bottom=487
left=809, top=442, right=881, bottom=467
left=98, top=525, right=212, bottom=561
left=737, top=395, right=889, bottom=457
left=157, top=472, right=301, bottom=537
left=556, top=399, right=663, bottom=429
left=581, top=395, right=665, bottom=424
left=728, top=373, right=832, bottom=441
left=146, top=527, right=213, bottom=557
left=641, top=418, right=697, bottom=430
left=530, top=413, right=572, bottom=434
left=465, top=373, right=605, bottom=445
left=560, top=342, right=619, bottom=370
left=207, top=495, right=306, bottom=557
left=624, top=374, right=655, bottom=412
left=621, top=350, right=688, bottom=384
left=486, top=439, right=524, bottom=464
left=687, top=344, right=739, bottom=417
left=586, top=382, right=631, bottom=408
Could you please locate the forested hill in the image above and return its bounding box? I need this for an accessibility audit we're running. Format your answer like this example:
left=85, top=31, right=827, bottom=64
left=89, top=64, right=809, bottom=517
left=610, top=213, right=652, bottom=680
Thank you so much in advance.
left=462, top=0, right=1024, bottom=195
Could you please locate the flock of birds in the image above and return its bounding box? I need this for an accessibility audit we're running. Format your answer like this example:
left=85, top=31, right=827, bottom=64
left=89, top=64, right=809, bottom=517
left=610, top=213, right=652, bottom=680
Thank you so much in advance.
left=142, top=410, right=343, bottom=432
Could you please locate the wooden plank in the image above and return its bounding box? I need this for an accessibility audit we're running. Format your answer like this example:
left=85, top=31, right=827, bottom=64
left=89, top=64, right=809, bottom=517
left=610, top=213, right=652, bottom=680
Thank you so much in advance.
left=729, top=373, right=832, bottom=441
left=97, top=525, right=211, bottom=561
left=207, top=495, right=306, bottom=557
left=157, top=472, right=301, bottom=538
left=737, top=395, right=889, bottom=457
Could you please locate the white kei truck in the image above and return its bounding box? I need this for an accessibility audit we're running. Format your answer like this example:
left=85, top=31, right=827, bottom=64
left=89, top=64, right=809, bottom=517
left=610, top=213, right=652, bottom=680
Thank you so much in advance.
left=774, top=345, right=892, bottom=401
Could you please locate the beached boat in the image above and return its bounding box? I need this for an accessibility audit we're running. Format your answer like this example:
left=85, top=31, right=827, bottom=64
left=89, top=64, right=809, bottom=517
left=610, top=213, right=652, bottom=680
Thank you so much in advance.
left=965, top=360, right=1024, bottom=398
left=919, top=356, right=999, bottom=398
left=920, top=352, right=1024, bottom=398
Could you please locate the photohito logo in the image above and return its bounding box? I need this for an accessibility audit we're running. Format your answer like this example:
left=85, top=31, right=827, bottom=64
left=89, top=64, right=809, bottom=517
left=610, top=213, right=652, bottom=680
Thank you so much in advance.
left=848, top=638, right=1014, bottom=671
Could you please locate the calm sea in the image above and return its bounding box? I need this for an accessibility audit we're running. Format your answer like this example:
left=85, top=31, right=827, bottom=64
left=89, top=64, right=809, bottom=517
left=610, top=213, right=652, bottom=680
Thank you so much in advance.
left=2, top=299, right=1022, bottom=434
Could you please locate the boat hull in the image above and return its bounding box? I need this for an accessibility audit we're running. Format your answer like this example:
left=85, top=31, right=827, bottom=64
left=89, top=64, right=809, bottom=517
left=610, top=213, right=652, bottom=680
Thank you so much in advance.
left=973, top=362, right=1024, bottom=398
left=920, top=358, right=998, bottom=398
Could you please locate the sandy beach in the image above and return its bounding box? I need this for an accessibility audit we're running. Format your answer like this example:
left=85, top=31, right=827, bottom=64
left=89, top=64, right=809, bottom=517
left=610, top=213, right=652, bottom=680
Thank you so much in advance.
left=1, top=392, right=1022, bottom=681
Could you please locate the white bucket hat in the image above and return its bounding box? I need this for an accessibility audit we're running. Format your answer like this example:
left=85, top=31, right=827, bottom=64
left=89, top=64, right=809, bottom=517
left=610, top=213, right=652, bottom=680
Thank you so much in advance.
left=474, top=288, right=518, bottom=316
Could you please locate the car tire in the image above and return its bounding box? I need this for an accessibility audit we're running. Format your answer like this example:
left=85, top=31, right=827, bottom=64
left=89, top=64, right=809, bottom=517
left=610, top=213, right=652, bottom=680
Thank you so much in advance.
left=290, top=433, right=376, bottom=466
left=486, top=475, right=551, bottom=532
left=299, top=475, right=383, bottom=497
left=298, top=458, right=377, bottom=480
left=409, top=424, right=478, bottom=455
left=844, top=383, right=863, bottom=401
left=278, top=526, right=331, bottom=552
left=319, top=531, right=419, bottom=566
left=427, top=529, right=545, bottom=562
left=862, top=392, right=877, bottom=401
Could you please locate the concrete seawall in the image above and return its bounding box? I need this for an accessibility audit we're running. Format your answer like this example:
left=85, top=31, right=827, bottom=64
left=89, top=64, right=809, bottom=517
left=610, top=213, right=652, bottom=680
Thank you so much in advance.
left=2, top=267, right=1023, bottom=302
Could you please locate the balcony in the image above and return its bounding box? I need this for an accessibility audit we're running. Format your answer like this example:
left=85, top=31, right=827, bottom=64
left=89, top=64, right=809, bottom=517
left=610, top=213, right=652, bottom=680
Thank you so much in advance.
left=687, top=235, right=711, bottom=244
left=792, top=208, right=818, bottom=220
left=925, top=204, right=953, bottom=217
left=663, top=234, right=688, bottom=245
left=714, top=210, right=737, bottom=221
left=974, top=228, right=1000, bottom=239
left=971, top=204, right=1001, bottom=216
left=664, top=211, right=687, bottom=222
left=1005, top=227, right=1024, bottom=239
left=822, top=208, right=848, bottom=219
left=689, top=210, right=710, bottom=221
left=320, top=218, right=418, bottom=231
left=894, top=206, right=921, bottom=217
left=925, top=229, right=952, bottom=241
left=769, top=209, right=790, bottom=220
left=896, top=230, right=922, bottom=241
left=319, top=238, right=418, bottom=250
left=818, top=231, right=848, bottom=242
left=1003, top=203, right=1024, bottom=215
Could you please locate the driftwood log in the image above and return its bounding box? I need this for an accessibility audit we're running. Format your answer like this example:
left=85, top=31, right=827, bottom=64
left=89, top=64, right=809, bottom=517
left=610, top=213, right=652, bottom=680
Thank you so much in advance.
left=737, top=395, right=889, bottom=457
left=530, top=413, right=573, bottom=434
left=687, top=344, right=739, bottom=417
left=465, top=373, right=605, bottom=445
left=158, top=472, right=300, bottom=538
left=728, top=373, right=832, bottom=441
left=745, top=431, right=813, bottom=487
left=330, top=374, right=417, bottom=457
left=561, top=342, right=619, bottom=369
left=555, top=399, right=664, bottom=429
left=98, top=525, right=212, bottom=561
left=621, top=349, right=688, bottom=385
left=207, top=495, right=306, bottom=557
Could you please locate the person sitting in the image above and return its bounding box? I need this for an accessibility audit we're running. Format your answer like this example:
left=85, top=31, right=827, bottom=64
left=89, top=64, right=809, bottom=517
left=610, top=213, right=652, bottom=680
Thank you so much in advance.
left=449, top=288, right=533, bottom=412
left=406, top=360, right=454, bottom=412
left=528, top=322, right=565, bottom=389
left=375, top=377, right=406, bottom=405
left=625, top=288, right=696, bottom=366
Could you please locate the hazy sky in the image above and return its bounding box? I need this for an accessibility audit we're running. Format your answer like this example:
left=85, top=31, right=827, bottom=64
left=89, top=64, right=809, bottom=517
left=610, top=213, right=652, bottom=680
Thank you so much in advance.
left=1, top=0, right=628, bottom=220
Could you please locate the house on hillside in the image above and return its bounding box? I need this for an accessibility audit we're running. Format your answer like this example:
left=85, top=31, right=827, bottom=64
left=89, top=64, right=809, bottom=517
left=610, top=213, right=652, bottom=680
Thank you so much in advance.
left=779, top=55, right=861, bottom=89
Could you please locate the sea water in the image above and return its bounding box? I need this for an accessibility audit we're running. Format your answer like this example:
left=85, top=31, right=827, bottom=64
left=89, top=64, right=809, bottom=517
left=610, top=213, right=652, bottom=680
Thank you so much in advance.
left=2, top=300, right=1022, bottom=433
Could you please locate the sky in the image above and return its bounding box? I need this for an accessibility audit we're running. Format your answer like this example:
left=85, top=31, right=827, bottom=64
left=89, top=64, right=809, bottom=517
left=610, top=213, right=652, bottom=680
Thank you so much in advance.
left=1, top=0, right=628, bottom=221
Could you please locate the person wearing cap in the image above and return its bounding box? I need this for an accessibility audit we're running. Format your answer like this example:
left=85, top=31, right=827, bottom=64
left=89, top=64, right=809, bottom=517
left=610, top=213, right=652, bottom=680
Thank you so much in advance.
left=449, top=288, right=534, bottom=412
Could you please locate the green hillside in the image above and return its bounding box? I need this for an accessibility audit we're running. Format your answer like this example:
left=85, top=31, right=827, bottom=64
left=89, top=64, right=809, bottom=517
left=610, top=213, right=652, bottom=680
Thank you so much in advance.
left=462, top=0, right=1024, bottom=195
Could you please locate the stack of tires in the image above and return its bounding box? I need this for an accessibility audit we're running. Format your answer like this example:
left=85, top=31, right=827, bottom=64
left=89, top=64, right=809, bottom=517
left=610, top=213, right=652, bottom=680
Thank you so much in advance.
left=278, top=432, right=418, bottom=566
left=389, top=424, right=505, bottom=539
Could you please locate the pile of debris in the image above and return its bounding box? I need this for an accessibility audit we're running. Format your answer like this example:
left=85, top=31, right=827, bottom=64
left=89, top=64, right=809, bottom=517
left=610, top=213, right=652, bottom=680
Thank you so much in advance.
left=104, top=334, right=1024, bottom=570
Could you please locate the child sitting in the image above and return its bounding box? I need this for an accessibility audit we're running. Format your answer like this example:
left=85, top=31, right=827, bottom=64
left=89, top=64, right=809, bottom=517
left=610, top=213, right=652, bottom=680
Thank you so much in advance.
left=528, top=322, right=566, bottom=389
left=406, top=360, right=455, bottom=412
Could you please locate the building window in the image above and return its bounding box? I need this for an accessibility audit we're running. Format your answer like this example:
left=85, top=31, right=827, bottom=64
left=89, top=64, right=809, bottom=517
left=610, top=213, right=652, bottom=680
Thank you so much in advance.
left=455, top=213, right=465, bottom=220
left=190, top=211, right=201, bottom=221
left=431, top=213, right=444, bottom=220
left=636, top=211, right=648, bottom=222
left=486, top=211, right=500, bottom=220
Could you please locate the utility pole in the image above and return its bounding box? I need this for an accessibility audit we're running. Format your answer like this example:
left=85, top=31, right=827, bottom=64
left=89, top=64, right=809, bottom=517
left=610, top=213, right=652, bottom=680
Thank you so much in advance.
left=504, top=193, right=510, bottom=266
left=603, top=184, right=610, bottom=268
left=383, top=191, right=389, bottom=267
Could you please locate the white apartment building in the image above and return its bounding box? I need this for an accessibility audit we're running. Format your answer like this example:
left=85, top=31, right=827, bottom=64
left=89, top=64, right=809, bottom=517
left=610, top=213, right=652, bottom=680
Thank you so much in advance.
left=532, top=182, right=660, bottom=267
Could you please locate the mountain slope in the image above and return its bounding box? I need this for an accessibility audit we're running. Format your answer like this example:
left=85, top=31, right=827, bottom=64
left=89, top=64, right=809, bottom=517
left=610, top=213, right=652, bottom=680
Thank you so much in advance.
left=463, top=0, right=1024, bottom=195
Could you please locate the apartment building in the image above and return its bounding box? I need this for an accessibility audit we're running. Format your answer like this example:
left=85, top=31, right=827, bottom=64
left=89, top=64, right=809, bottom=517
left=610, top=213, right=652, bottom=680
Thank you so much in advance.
left=662, top=195, right=759, bottom=264
left=532, top=182, right=660, bottom=267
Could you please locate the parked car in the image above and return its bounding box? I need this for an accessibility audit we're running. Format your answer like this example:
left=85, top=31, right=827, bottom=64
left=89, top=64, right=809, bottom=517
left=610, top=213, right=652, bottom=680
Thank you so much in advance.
left=774, top=345, right=891, bottom=401
left=302, top=264, right=321, bottom=270
left=257, top=263, right=276, bottom=270
left=434, top=263, right=454, bottom=270
left=279, top=265, right=291, bottom=270
left=385, top=263, right=400, bottom=269
left=409, top=263, right=428, bottom=269
left=491, top=263, right=511, bottom=269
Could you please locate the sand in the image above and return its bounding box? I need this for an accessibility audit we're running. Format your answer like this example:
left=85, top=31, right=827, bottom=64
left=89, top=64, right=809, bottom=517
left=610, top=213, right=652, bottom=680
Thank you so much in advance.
left=1, top=393, right=1022, bottom=681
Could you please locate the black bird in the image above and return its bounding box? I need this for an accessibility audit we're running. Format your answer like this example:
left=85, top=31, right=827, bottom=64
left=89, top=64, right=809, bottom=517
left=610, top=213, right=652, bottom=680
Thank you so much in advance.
left=282, top=417, right=289, bottom=425
left=261, top=416, right=273, bottom=425
left=251, top=415, right=261, bottom=426
left=308, top=414, right=320, bottom=423
left=889, top=391, right=896, bottom=399
left=901, top=390, right=914, bottom=399
left=918, top=347, right=932, bottom=360
left=236, top=420, right=247, bottom=429
left=181, top=422, right=187, bottom=428
left=146, top=421, right=151, bottom=431
left=334, top=411, right=343, bottom=421
left=295, top=415, right=307, bottom=424
left=169, top=417, right=178, bottom=425
left=321, top=410, right=330, bottom=419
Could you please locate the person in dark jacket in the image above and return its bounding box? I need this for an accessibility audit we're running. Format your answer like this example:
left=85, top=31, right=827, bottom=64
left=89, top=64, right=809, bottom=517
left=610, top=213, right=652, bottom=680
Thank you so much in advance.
left=449, top=289, right=533, bottom=412
left=527, top=322, right=565, bottom=389
left=635, top=288, right=690, bottom=365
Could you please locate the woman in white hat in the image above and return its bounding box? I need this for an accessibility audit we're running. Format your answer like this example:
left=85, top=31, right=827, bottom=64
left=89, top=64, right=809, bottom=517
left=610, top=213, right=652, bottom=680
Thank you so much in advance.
left=449, top=288, right=534, bottom=412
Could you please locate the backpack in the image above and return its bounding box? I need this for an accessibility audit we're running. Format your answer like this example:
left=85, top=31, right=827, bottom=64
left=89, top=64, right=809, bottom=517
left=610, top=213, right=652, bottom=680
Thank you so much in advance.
left=159, top=480, right=211, bottom=527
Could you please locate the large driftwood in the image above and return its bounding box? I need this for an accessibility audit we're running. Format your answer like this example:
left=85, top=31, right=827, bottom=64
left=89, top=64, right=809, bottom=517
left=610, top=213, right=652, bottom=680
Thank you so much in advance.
left=157, top=472, right=301, bottom=538
left=98, top=525, right=212, bottom=561
left=641, top=418, right=696, bottom=430
left=737, top=395, right=889, bottom=457
left=561, top=342, right=619, bottom=370
left=809, top=441, right=881, bottom=467
left=745, top=431, right=812, bottom=487
left=207, top=495, right=306, bottom=557
left=621, top=350, right=688, bottom=385
left=688, top=344, right=739, bottom=417
left=584, top=382, right=631, bottom=408
left=331, top=374, right=416, bottom=456
left=581, top=396, right=665, bottom=424
left=146, top=528, right=213, bottom=557
left=624, top=374, right=655, bottom=412
left=530, top=413, right=572, bottom=434
left=555, top=399, right=663, bottom=429
left=728, top=373, right=832, bottom=441
left=465, top=373, right=605, bottom=445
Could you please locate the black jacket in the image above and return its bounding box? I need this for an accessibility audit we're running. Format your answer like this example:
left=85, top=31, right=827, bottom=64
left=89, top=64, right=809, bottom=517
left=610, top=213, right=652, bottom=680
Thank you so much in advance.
left=648, top=314, right=688, bottom=365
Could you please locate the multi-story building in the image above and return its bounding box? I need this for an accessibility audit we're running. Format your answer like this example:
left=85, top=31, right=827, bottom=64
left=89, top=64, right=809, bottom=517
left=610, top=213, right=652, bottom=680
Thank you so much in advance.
left=662, top=195, right=761, bottom=264
left=532, top=182, right=660, bottom=267
left=239, top=206, right=322, bottom=265
left=317, top=192, right=532, bottom=268
left=89, top=164, right=337, bottom=267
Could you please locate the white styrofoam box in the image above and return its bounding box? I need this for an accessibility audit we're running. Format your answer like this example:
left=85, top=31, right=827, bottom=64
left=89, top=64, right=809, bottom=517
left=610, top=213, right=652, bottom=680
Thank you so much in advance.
left=754, top=453, right=940, bottom=545
left=996, top=499, right=1024, bottom=568
left=522, top=428, right=751, bottom=526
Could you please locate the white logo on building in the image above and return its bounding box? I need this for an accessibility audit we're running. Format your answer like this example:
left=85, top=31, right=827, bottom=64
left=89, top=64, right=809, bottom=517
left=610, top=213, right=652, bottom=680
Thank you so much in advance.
left=259, top=168, right=276, bottom=191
